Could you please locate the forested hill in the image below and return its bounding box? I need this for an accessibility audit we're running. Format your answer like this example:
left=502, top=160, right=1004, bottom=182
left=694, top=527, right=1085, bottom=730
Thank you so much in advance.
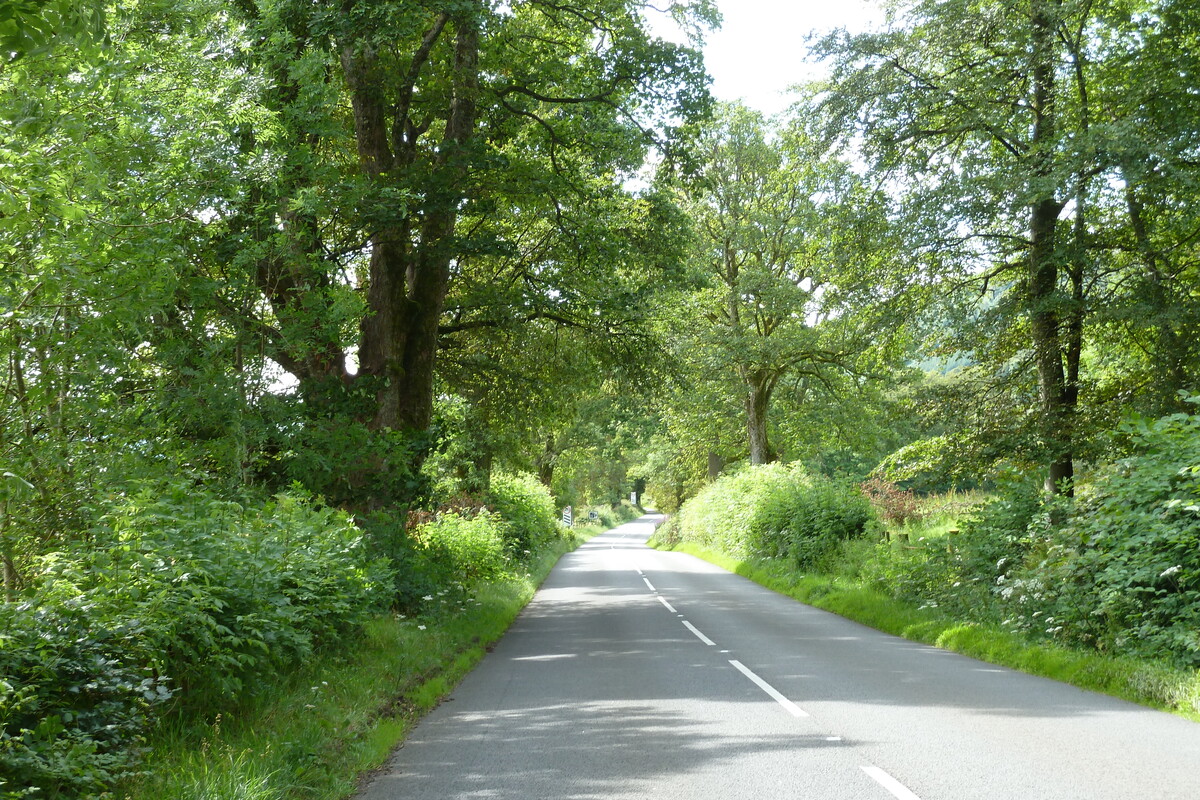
left=2, top=1, right=1198, bottom=798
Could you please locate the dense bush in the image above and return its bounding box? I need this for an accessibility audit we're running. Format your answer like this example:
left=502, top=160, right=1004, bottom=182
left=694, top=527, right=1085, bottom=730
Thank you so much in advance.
left=486, top=472, right=561, bottom=557
left=359, top=509, right=445, bottom=611
left=1, top=483, right=389, bottom=799
left=677, top=463, right=875, bottom=568
left=416, top=512, right=510, bottom=584
left=0, top=597, right=168, bottom=799
left=1015, top=409, right=1200, bottom=666
left=855, top=404, right=1200, bottom=667
left=363, top=474, right=563, bottom=609
left=52, top=486, right=389, bottom=704
left=857, top=484, right=1042, bottom=620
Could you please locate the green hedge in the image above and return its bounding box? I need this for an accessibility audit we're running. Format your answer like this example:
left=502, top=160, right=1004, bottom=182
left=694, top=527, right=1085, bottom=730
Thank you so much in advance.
left=677, top=463, right=875, bottom=568
left=1, top=471, right=569, bottom=798
left=416, top=511, right=510, bottom=584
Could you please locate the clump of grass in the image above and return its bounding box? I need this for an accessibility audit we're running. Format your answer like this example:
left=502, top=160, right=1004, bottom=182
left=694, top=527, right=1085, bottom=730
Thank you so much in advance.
left=155, top=741, right=281, bottom=800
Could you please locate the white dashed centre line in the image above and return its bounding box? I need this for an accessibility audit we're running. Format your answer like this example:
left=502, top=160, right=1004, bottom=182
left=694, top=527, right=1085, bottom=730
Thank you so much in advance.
left=728, top=660, right=809, bottom=718
left=682, top=621, right=716, bottom=646
left=657, top=596, right=677, bottom=613
left=861, top=766, right=922, bottom=800
left=642, top=577, right=656, bottom=592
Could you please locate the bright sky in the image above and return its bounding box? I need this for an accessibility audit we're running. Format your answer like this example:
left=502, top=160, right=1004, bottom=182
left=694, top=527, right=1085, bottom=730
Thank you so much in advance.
left=653, top=0, right=886, bottom=116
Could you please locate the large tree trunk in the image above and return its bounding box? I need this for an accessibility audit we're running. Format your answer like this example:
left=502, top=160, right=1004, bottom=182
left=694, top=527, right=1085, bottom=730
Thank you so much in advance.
left=745, top=371, right=777, bottom=465
left=1028, top=0, right=1073, bottom=494
left=342, top=13, right=479, bottom=433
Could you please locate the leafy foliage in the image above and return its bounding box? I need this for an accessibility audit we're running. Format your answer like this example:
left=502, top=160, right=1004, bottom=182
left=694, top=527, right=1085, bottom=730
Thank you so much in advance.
left=857, top=483, right=1043, bottom=622
left=0, top=483, right=389, bottom=799
left=677, top=463, right=875, bottom=568
left=0, top=0, right=104, bottom=59
left=0, top=596, right=165, bottom=799
left=855, top=402, right=1200, bottom=668
left=37, top=484, right=388, bottom=706
left=416, top=512, right=510, bottom=585
left=485, top=472, right=562, bottom=558
left=1022, top=405, right=1200, bottom=665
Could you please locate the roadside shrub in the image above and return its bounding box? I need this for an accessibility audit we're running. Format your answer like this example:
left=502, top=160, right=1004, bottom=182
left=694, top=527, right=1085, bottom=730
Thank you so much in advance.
left=677, top=463, right=875, bottom=567
left=1020, top=408, right=1200, bottom=666
left=2, top=483, right=390, bottom=799
left=677, top=463, right=793, bottom=557
left=416, top=512, right=509, bottom=584
left=359, top=509, right=443, bottom=611
left=34, top=484, right=388, bottom=708
left=650, top=515, right=681, bottom=548
left=860, top=484, right=1041, bottom=620
left=783, top=478, right=875, bottom=569
left=859, top=405, right=1200, bottom=668
left=486, top=472, right=560, bottom=557
left=0, top=597, right=169, bottom=799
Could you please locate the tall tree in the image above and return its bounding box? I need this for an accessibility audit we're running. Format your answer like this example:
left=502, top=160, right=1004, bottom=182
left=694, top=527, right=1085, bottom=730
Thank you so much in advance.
left=817, top=0, right=1145, bottom=492
left=675, top=102, right=905, bottom=465
left=1096, top=0, right=1200, bottom=414
left=220, top=0, right=712, bottom=440
left=0, top=0, right=282, bottom=574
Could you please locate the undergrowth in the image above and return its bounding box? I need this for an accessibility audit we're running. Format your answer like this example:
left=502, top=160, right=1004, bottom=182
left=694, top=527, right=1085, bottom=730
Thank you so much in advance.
left=118, top=520, right=610, bottom=800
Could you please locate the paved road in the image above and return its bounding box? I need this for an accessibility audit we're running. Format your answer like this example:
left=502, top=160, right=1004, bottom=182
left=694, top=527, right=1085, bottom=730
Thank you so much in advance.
left=358, top=515, right=1200, bottom=799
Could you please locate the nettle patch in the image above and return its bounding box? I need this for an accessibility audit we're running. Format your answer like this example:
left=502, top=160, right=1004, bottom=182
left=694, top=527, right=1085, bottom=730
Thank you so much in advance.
left=1, top=484, right=389, bottom=799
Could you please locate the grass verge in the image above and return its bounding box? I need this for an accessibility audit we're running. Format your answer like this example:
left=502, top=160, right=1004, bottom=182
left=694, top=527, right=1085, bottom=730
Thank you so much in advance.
left=120, top=527, right=603, bottom=800
left=661, top=540, right=1200, bottom=722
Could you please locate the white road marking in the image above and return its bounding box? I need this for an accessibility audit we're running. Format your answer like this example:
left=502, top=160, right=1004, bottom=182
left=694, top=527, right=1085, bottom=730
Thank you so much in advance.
left=682, top=621, right=716, bottom=646
left=642, top=577, right=656, bottom=591
left=657, top=596, right=678, bottom=613
left=861, top=766, right=922, bottom=800
left=728, top=660, right=809, bottom=718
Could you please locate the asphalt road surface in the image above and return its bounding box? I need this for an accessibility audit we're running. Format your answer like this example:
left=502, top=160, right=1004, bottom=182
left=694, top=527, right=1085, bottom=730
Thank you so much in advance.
left=358, top=515, right=1200, bottom=799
